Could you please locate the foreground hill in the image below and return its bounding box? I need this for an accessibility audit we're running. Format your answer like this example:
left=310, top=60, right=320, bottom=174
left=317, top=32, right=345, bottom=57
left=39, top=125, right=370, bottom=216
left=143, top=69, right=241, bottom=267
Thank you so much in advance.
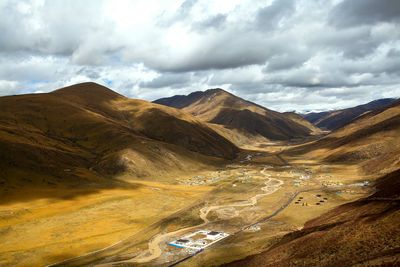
left=292, top=99, right=400, bottom=174
left=154, top=89, right=321, bottom=146
left=0, top=83, right=238, bottom=195
left=303, top=98, right=397, bottom=130
left=227, top=169, right=400, bottom=267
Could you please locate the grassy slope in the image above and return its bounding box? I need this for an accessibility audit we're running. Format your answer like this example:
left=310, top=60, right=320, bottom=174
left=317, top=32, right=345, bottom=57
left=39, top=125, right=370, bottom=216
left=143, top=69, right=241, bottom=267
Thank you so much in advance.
left=226, top=169, right=400, bottom=267
left=303, top=98, right=397, bottom=130
left=283, top=112, right=322, bottom=135
left=226, top=101, right=400, bottom=267
left=0, top=82, right=239, bottom=266
left=155, top=89, right=322, bottom=146
left=290, top=100, right=400, bottom=174
left=0, top=82, right=238, bottom=198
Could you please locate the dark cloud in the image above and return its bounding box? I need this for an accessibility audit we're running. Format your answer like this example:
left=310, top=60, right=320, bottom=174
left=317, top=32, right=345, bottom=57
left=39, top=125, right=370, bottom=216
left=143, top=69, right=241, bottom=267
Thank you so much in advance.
left=329, top=0, right=400, bottom=28
left=264, top=50, right=310, bottom=72
left=192, top=14, right=227, bottom=32
left=77, top=67, right=100, bottom=79
left=387, top=48, right=400, bottom=58
left=256, top=0, right=296, bottom=31
left=178, top=0, right=198, bottom=18
left=140, top=73, right=193, bottom=88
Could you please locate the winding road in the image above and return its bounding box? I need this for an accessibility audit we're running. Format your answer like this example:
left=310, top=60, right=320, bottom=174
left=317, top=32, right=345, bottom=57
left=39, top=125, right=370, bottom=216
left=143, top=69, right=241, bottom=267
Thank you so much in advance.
left=124, top=171, right=283, bottom=264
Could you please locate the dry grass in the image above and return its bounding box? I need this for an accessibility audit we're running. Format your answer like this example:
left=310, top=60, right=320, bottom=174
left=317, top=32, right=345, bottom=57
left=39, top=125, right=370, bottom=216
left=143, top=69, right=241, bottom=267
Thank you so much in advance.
left=0, top=181, right=211, bottom=266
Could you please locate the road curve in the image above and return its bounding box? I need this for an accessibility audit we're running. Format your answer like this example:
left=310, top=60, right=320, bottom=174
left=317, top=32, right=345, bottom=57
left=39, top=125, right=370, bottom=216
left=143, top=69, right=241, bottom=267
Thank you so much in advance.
left=119, top=171, right=283, bottom=264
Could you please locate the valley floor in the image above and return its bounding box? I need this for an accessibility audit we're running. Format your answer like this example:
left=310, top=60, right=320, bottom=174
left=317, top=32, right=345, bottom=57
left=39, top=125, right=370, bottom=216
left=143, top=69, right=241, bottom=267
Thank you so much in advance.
left=0, top=180, right=211, bottom=266
left=0, top=142, right=378, bottom=267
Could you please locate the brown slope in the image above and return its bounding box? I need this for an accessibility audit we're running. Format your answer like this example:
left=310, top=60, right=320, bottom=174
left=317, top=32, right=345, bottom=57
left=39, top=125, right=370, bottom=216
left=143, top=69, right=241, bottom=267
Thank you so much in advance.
left=224, top=101, right=400, bottom=266
left=303, top=98, right=397, bottom=130
left=0, top=82, right=238, bottom=198
left=290, top=100, right=400, bottom=174
left=154, top=89, right=321, bottom=145
left=226, top=169, right=400, bottom=267
left=283, top=112, right=322, bottom=134
left=54, top=83, right=238, bottom=159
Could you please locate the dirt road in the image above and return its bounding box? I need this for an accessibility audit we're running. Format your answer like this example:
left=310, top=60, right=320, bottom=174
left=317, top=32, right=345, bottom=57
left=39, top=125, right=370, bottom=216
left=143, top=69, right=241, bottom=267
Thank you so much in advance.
left=122, top=173, right=283, bottom=264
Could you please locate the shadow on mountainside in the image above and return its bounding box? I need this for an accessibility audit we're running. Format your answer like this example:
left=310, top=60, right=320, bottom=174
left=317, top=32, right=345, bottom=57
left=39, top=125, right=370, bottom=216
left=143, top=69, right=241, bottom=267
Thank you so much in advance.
left=0, top=82, right=237, bottom=203
left=210, top=108, right=314, bottom=140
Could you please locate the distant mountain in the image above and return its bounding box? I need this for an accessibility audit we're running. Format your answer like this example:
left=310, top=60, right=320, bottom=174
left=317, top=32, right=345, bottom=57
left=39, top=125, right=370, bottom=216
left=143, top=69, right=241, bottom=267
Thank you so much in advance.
left=154, top=89, right=321, bottom=146
left=0, top=83, right=238, bottom=193
left=302, top=98, right=397, bottom=130
left=293, top=99, right=400, bottom=174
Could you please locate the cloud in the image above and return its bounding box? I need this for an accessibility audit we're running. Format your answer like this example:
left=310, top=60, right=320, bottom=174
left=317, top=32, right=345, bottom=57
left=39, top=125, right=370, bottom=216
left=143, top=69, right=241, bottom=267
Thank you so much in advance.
left=0, top=80, right=19, bottom=96
left=0, top=0, right=399, bottom=112
left=140, top=72, right=193, bottom=89
left=191, top=14, right=227, bottom=32
left=256, top=0, right=296, bottom=31
left=329, top=0, right=400, bottom=28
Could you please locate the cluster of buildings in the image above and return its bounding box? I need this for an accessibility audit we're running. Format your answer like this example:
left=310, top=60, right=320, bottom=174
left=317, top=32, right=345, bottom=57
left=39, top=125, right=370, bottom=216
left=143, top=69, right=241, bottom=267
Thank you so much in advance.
left=322, top=181, right=344, bottom=187
left=179, top=175, right=222, bottom=185
left=168, top=230, right=229, bottom=251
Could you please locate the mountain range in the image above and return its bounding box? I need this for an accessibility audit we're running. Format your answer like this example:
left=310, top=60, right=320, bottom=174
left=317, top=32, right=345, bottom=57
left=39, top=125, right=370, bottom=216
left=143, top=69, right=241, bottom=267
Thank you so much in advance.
left=293, top=99, right=400, bottom=174
left=0, top=83, right=238, bottom=195
left=302, top=98, right=397, bottom=130
left=154, top=89, right=321, bottom=146
left=1, top=82, right=399, bottom=266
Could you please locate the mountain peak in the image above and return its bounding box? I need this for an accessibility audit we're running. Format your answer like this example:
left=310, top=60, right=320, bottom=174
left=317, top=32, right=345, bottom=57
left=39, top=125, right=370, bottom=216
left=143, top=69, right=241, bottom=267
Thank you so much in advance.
left=53, top=82, right=124, bottom=100
left=154, top=88, right=321, bottom=142
left=205, top=88, right=228, bottom=93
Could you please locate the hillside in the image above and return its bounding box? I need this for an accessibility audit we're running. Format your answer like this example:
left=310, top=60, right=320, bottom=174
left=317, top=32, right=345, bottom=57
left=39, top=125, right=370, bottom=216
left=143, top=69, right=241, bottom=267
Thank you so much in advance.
left=226, top=169, right=400, bottom=267
left=0, top=82, right=238, bottom=198
left=303, top=98, right=397, bottom=130
left=154, top=89, right=321, bottom=146
left=226, top=101, right=400, bottom=267
left=292, top=100, right=400, bottom=174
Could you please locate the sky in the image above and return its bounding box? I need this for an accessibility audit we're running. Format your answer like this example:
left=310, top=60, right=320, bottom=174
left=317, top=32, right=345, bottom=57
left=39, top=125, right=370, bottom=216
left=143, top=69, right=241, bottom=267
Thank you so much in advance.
left=1, top=0, right=400, bottom=112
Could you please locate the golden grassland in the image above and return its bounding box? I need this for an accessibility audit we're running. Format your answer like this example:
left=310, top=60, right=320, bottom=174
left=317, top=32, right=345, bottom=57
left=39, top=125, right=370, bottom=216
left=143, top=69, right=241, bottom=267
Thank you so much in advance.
left=0, top=179, right=211, bottom=267
left=0, top=147, right=389, bottom=267
left=47, top=146, right=383, bottom=267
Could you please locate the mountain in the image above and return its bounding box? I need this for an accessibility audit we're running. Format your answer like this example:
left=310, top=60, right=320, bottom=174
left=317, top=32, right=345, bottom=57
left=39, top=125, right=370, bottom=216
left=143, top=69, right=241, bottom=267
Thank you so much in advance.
left=0, top=82, right=238, bottom=194
left=292, top=99, right=400, bottom=174
left=226, top=169, right=400, bottom=267
left=303, top=98, right=397, bottom=130
left=154, top=89, right=321, bottom=145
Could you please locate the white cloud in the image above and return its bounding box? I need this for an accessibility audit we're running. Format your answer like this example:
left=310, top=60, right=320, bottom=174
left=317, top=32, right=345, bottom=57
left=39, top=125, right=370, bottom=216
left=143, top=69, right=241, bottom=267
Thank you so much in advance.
left=0, top=80, right=19, bottom=96
left=0, top=0, right=399, bottom=112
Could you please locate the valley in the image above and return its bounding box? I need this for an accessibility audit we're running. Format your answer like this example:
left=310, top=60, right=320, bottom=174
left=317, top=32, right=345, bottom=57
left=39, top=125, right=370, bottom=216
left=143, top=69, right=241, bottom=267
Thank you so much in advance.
left=35, top=146, right=372, bottom=267
left=0, top=83, right=398, bottom=266
left=2, top=1, right=400, bottom=266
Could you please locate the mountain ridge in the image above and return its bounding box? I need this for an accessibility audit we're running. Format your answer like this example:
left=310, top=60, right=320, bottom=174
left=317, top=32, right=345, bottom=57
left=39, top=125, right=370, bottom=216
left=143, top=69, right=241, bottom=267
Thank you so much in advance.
left=154, top=88, right=322, bottom=145
left=0, top=82, right=239, bottom=199
left=302, top=98, right=398, bottom=130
